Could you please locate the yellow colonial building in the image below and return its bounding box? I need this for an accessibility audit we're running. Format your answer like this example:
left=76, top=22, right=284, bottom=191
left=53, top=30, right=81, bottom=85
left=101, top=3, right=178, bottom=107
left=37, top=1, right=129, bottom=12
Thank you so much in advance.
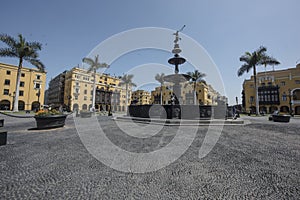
left=131, top=90, right=151, bottom=105
left=150, top=81, right=225, bottom=105
left=63, top=67, right=131, bottom=112
left=242, top=64, right=300, bottom=115
left=151, top=85, right=173, bottom=105
left=0, top=62, right=46, bottom=111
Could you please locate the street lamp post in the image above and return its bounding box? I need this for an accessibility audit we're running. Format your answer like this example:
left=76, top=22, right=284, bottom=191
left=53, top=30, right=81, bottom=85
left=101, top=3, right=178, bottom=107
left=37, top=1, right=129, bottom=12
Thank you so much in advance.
left=106, top=85, right=112, bottom=116
left=249, top=98, right=254, bottom=116
left=68, top=95, right=72, bottom=112
left=288, top=89, right=293, bottom=116
left=36, top=89, right=41, bottom=111
left=9, top=92, right=15, bottom=111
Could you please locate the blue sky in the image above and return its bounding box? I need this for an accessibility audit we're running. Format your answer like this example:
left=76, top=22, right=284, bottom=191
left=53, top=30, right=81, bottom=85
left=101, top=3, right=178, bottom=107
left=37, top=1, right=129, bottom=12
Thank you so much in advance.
left=1, top=0, right=299, bottom=105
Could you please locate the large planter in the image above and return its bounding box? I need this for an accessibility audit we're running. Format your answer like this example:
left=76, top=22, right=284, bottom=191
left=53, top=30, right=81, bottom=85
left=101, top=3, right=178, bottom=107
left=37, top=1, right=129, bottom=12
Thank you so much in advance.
left=270, top=111, right=291, bottom=123
left=272, top=114, right=291, bottom=123
left=34, top=115, right=67, bottom=129
left=0, top=119, right=6, bottom=146
left=80, top=111, right=92, bottom=118
left=0, top=131, right=7, bottom=146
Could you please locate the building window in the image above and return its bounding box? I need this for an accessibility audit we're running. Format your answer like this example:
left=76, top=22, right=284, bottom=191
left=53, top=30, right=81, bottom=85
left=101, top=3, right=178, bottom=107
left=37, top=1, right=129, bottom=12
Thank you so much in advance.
left=3, top=89, right=9, bottom=95
left=91, top=90, right=93, bottom=95
left=19, top=91, right=24, bottom=96
left=35, top=83, right=41, bottom=89
left=4, top=79, right=10, bottom=85
left=295, top=80, right=300, bottom=84
left=6, top=70, right=11, bottom=75
left=20, top=81, right=25, bottom=87
left=282, top=94, right=287, bottom=101
left=84, top=96, right=87, bottom=100
left=280, top=81, right=285, bottom=86
left=75, top=75, right=81, bottom=79
left=36, top=75, right=41, bottom=80
left=75, top=96, right=78, bottom=100
left=21, top=73, right=25, bottom=77
left=249, top=96, right=254, bottom=103
left=84, top=90, right=87, bottom=95
left=76, top=82, right=79, bottom=86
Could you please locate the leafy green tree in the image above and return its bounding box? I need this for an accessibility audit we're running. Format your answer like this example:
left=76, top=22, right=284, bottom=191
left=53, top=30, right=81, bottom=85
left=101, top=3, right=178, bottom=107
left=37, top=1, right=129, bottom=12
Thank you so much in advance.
left=238, top=46, right=280, bottom=115
left=0, top=34, right=45, bottom=112
left=119, top=74, right=136, bottom=113
left=187, top=70, right=206, bottom=105
left=82, top=55, right=109, bottom=111
left=155, top=73, right=165, bottom=105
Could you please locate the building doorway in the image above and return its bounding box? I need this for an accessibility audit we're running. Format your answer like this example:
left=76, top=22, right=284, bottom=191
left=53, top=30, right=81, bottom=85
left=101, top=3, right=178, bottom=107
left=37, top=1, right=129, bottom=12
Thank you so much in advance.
left=31, top=101, right=40, bottom=112
left=295, top=106, right=300, bottom=115
left=259, top=106, right=267, bottom=114
left=82, top=104, right=87, bottom=110
left=280, top=106, right=289, bottom=113
left=269, top=106, right=278, bottom=113
left=18, top=100, right=25, bottom=111
left=72, top=103, right=79, bottom=112
left=0, top=100, right=11, bottom=110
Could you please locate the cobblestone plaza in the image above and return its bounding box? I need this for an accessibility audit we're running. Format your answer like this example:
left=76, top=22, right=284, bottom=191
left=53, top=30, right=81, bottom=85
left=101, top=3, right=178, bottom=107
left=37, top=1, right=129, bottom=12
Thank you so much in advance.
left=0, top=115, right=299, bottom=199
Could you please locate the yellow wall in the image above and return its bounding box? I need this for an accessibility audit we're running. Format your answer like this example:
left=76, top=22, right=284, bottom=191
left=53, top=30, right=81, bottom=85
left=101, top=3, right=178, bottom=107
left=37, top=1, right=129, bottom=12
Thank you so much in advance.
left=64, top=67, right=131, bottom=112
left=151, top=85, right=172, bottom=104
left=0, top=62, right=46, bottom=111
left=150, top=82, right=214, bottom=105
left=131, top=90, right=151, bottom=105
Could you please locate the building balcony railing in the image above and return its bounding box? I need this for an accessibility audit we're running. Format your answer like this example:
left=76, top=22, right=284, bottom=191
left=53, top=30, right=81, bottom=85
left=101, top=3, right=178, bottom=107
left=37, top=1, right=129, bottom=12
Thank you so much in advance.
left=259, top=100, right=280, bottom=105
left=258, top=85, right=279, bottom=90
left=291, top=100, right=300, bottom=104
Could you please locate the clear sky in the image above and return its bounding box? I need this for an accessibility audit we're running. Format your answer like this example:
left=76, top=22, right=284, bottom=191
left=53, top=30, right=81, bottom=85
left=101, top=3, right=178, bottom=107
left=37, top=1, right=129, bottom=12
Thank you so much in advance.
left=1, top=0, right=299, bottom=105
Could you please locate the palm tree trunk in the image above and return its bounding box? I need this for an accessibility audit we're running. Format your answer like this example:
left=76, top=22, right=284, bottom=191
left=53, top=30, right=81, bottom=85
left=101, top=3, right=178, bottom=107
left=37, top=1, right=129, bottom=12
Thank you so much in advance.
left=253, top=66, right=259, bottom=115
left=91, top=69, right=96, bottom=111
left=194, top=82, right=197, bottom=105
left=13, top=58, right=22, bottom=112
left=125, top=84, right=128, bottom=114
left=160, top=84, right=163, bottom=105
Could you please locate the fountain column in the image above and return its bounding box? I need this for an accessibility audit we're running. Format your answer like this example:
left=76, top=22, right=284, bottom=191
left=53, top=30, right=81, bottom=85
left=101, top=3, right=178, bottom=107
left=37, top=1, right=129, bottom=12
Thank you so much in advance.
left=164, top=27, right=190, bottom=105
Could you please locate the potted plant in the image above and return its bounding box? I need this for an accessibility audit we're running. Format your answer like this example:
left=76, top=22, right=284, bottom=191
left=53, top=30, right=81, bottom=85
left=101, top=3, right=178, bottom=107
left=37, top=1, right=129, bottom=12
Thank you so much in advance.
left=34, top=109, right=67, bottom=129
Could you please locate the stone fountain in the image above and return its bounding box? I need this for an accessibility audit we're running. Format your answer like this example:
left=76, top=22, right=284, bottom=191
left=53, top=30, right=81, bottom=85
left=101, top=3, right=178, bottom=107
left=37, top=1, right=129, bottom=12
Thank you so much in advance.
left=164, top=26, right=191, bottom=105
left=127, top=27, right=228, bottom=120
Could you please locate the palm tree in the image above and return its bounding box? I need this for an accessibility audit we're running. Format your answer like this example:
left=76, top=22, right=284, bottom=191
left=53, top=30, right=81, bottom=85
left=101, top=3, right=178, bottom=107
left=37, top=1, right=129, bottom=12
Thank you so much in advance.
left=119, top=74, right=136, bottom=113
left=0, top=33, right=45, bottom=112
left=261, top=54, right=280, bottom=77
left=187, top=70, right=206, bottom=105
left=237, top=46, right=280, bottom=115
left=155, top=73, right=165, bottom=105
left=82, top=55, right=109, bottom=111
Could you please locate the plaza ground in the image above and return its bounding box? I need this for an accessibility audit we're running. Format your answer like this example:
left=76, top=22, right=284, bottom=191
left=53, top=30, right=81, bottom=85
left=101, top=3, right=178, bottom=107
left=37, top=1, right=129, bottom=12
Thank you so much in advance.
left=0, top=114, right=299, bottom=199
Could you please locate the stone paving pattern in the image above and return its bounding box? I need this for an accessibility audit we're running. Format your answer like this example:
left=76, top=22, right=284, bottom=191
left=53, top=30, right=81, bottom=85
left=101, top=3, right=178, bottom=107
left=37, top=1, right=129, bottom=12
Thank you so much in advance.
left=0, top=115, right=299, bottom=199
